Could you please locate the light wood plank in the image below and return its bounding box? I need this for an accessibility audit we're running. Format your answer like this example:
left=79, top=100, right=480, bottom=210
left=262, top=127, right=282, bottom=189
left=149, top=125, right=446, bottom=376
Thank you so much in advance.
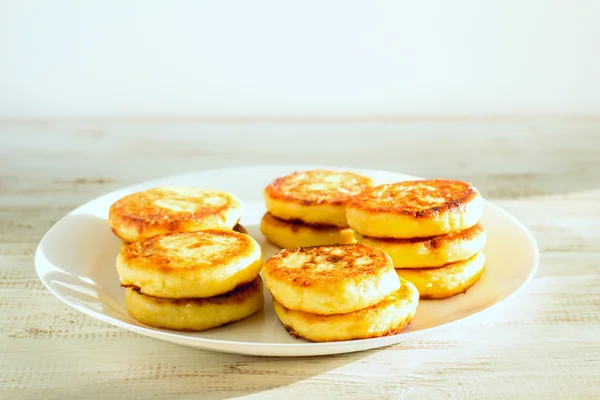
left=1, top=117, right=599, bottom=399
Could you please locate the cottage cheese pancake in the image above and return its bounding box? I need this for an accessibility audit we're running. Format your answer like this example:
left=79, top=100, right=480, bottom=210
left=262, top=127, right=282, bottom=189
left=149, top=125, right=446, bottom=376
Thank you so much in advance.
left=109, top=186, right=242, bottom=242
left=273, top=278, right=419, bottom=342
left=347, top=179, right=482, bottom=238
left=356, top=223, right=486, bottom=268
left=260, top=212, right=356, bottom=249
left=396, top=252, right=486, bottom=299
left=125, top=276, right=264, bottom=331
left=262, top=243, right=399, bottom=315
left=264, top=170, right=374, bottom=227
left=117, top=230, right=262, bottom=299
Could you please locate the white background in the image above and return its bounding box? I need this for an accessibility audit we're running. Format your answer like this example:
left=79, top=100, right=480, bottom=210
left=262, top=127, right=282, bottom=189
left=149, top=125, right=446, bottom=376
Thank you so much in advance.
left=1, top=0, right=599, bottom=118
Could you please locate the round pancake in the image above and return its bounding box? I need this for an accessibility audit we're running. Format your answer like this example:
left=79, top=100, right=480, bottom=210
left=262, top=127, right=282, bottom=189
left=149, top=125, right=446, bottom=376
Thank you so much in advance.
left=273, top=278, right=419, bottom=342
left=346, top=179, right=482, bottom=238
left=264, top=170, right=374, bottom=227
left=125, top=276, right=264, bottom=331
left=116, top=230, right=262, bottom=299
left=109, top=186, right=243, bottom=242
left=396, top=251, right=486, bottom=299
left=262, top=243, right=400, bottom=315
left=356, top=223, right=486, bottom=268
left=260, top=212, right=356, bottom=249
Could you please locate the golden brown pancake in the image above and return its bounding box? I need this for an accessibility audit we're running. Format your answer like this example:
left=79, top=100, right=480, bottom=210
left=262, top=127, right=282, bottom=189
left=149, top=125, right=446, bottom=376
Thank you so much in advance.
left=109, top=186, right=243, bottom=242
left=116, top=230, right=262, bottom=299
left=260, top=212, right=356, bottom=248
left=125, top=276, right=264, bottom=331
left=346, top=179, right=482, bottom=238
left=273, top=278, right=419, bottom=342
left=264, top=170, right=374, bottom=227
left=396, top=251, right=486, bottom=299
left=356, top=222, right=486, bottom=268
left=262, top=243, right=400, bottom=315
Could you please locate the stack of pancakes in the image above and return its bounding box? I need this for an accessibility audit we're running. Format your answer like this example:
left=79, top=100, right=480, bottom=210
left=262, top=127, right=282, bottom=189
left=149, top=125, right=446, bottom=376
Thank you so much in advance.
left=347, top=179, right=486, bottom=299
left=262, top=243, right=419, bottom=342
left=108, top=186, right=264, bottom=331
left=260, top=170, right=374, bottom=248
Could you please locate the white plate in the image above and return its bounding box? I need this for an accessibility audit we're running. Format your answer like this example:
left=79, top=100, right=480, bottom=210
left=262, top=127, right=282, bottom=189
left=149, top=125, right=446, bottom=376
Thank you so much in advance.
left=35, top=165, right=539, bottom=357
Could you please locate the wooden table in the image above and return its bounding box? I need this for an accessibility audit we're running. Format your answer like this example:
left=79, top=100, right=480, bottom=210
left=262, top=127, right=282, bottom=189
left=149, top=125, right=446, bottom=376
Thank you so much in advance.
left=2, top=117, right=599, bottom=399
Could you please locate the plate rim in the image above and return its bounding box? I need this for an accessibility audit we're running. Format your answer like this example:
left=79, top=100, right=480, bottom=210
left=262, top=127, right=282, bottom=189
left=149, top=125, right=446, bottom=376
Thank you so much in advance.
left=34, top=164, right=540, bottom=356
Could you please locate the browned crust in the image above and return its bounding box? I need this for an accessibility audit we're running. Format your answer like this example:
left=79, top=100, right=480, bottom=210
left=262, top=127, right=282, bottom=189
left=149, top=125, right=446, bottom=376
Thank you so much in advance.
left=277, top=282, right=416, bottom=342
left=263, top=243, right=392, bottom=287
left=400, top=252, right=481, bottom=275
left=348, top=179, right=479, bottom=218
left=119, top=230, right=254, bottom=272
left=282, top=324, right=303, bottom=339
left=366, top=222, right=484, bottom=248
left=264, top=170, right=374, bottom=206
left=125, top=276, right=262, bottom=305
left=108, top=187, right=239, bottom=239
left=262, top=212, right=347, bottom=233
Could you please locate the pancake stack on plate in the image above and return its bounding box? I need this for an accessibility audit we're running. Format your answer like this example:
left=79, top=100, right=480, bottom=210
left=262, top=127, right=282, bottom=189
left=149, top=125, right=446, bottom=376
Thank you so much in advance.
left=260, top=170, right=374, bottom=248
left=262, top=243, right=419, bottom=342
left=108, top=186, right=264, bottom=331
left=347, top=179, right=487, bottom=299
left=116, top=230, right=264, bottom=331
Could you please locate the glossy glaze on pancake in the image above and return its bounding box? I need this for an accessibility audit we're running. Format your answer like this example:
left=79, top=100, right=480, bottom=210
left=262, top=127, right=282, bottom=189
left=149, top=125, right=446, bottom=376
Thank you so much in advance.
left=125, top=276, right=264, bottom=331
left=356, top=222, right=486, bottom=268
left=273, top=278, right=419, bottom=342
left=396, top=251, right=486, bottom=299
left=264, top=170, right=374, bottom=227
left=346, top=179, right=483, bottom=238
left=109, top=186, right=242, bottom=242
left=260, top=212, right=356, bottom=249
left=116, top=230, right=262, bottom=299
left=262, top=243, right=400, bottom=315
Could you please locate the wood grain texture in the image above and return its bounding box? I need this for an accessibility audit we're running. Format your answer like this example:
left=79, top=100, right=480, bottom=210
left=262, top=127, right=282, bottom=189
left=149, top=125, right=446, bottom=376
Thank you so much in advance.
left=1, top=117, right=599, bottom=400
